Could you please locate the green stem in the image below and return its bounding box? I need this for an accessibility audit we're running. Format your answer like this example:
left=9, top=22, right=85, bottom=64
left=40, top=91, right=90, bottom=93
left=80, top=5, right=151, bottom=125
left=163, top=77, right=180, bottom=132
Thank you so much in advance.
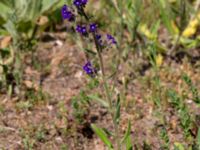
left=92, top=32, right=120, bottom=150
left=81, top=8, right=121, bottom=149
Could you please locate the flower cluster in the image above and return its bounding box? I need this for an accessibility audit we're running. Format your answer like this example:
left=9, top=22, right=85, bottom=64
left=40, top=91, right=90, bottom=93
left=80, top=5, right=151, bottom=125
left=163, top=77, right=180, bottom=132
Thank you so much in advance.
left=107, top=34, right=117, bottom=45
left=61, top=5, right=75, bottom=21
left=76, top=23, right=97, bottom=35
left=61, top=1, right=117, bottom=77
left=95, top=33, right=117, bottom=47
left=95, top=34, right=103, bottom=46
left=73, top=0, right=88, bottom=7
left=76, top=25, right=87, bottom=35
left=83, top=61, right=96, bottom=77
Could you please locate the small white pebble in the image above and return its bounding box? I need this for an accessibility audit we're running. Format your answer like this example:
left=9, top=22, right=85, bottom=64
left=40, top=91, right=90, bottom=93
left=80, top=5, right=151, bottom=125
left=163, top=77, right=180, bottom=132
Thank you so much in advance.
left=54, top=40, right=63, bottom=47
left=186, top=99, right=193, bottom=104
left=75, top=71, right=83, bottom=79
left=47, top=105, right=53, bottom=111
left=55, top=136, right=63, bottom=143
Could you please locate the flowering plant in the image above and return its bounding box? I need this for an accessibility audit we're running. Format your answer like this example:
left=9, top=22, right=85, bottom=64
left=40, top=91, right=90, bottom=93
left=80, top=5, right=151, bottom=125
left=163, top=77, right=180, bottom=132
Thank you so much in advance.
left=61, top=1, right=131, bottom=149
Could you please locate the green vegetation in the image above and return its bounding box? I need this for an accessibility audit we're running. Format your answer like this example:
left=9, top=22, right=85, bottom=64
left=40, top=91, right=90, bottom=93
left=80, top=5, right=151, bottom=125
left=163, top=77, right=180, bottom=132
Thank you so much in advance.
left=0, top=0, right=199, bottom=149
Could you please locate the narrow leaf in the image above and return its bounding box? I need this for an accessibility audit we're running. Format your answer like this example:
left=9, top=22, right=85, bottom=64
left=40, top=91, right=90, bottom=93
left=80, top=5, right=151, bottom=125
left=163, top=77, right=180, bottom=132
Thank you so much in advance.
left=126, top=135, right=133, bottom=150
left=114, top=94, right=121, bottom=124
left=88, top=94, right=109, bottom=107
left=91, top=124, right=113, bottom=149
left=121, top=120, right=131, bottom=144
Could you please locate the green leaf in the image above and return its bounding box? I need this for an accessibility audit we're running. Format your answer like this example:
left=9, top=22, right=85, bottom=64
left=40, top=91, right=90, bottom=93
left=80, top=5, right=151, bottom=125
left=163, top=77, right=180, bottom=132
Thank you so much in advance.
left=126, top=135, right=133, bottom=150
left=0, top=2, right=12, bottom=20
left=121, top=120, right=132, bottom=150
left=3, top=20, right=18, bottom=40
left=41, top=0, right=58, bottom=13
left=0, top=48, right=10, bottom=58
left=88, top=94, right=109, bottom=107
left=156, top=0, right=175, bottom=34
left=121, top=120, right=131, bottom=144
left=174, top=142, right=185, bottom=150
left=150, top=20, right=160, bottom=38
left=0, top=0, right=14, bottom=8
left=0, top=0, right=61, bottom=41
left=102, top=128, right=114, bottom=137
left=114, top=94, right=120, bottom=124
left=25, top=0, right=42, bottom=21
left=91, top=124, right=113, bottom=149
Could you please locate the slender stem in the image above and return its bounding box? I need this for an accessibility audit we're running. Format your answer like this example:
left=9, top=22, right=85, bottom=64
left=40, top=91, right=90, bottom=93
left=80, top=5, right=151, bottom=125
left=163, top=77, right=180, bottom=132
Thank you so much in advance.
left=81, top=8, right=120, bottom=150
left=92, top=29, right=121, bottom=150
left=93, top=33, right=120, bottom=150
left=92, top=32, right=112, bottom=107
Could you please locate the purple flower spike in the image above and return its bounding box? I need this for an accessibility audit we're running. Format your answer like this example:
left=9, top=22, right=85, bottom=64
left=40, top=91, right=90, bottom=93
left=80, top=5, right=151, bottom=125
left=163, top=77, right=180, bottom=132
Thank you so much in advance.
left=89, top=23, right=97, bottom=32
left=106, top=34, right=117, bottom=45
left=81, top=0, right=88, bottom=5
left=83, top=61, right=96, bottom=77
left=76, top=25, right=82, bottom=33
left=74, top=0, right=81, bottom=7
left=76, top=25, right=87, bottom=35
left=81, top=26, right=87, bottom=35
left=61, top=5, right=68, bottom=19
left=73, top=0, right=88, bottom=7
left=111, top=39, right=117, bottom=44
left=96, top=34, right=103, bottom=46
left=61, top=5, right=75, bottom=21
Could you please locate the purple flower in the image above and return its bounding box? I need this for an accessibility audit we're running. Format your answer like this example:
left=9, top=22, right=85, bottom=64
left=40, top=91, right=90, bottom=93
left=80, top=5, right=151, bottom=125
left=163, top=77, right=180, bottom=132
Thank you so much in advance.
left=96, top=34, right=103, bottom=46
left=89, top=23, right=97, bottom=32
left=73, top=0, right=81, bottom=6
left=107, top=34, right=117, bottom=45
left=76, top=25, right=87, bottom=35
left=73, top=0, right=88, bottom=7
left=83, top=61, right=96, bottom=77
left=81, top=0, right=88, bottom=5
left=61, top=5, right=75, bottom=21
left=81, top=26, right=87, bottom=34
left=76, top=25, right=82, bottom=33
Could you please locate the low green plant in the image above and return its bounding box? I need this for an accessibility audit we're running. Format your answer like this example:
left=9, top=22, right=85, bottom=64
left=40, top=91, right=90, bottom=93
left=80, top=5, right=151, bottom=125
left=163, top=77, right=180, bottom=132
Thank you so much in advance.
left=182, top=73, right=200, bottom=103
left=147, top=43, right=162, bottom=107
left=71, top=90, right=90, bottom=124
left=0, top=46, right=21, bottom=95
left=61, top=144, right=68, bottom=150
left=16, top=101, right=33, bottom=111
left=24, top=87, right=49, bottom=105
left=0, top=0, right=66, bottom=95
left=167, top=89, right=193, bottom=138
left=160, top=126, right=170, bottom=150
left=62, top=1, right=133, bottom=149
left=35, top=125, right=46, bottom=142
left=0, top=0, right=65, bottom=43
left=22, top=135, right=35, bottom=150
